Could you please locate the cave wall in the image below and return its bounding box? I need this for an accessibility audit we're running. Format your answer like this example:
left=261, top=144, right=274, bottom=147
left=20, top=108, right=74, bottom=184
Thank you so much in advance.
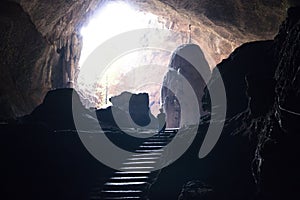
left=0, top=2, right=51, bottom=119
left=202, top=6, right=300, bottom=199
left=0, top=0, right=101, bottom=119
left=0, top=0, right=290, bottom=120
left=135, top=0, right=288, bottom=66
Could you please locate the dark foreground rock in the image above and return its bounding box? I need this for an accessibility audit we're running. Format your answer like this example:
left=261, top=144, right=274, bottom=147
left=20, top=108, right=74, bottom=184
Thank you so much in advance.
left=150, top=7, right=300, bottom=200
left=251, top=7, right=300, bottom=200
left=1, top=88, right=160, bottom=199
left=97, top=91, right=157, bottom=129
left=0, top=123, right=115, bottom=200
left=178, top=180, right=216, bottom=200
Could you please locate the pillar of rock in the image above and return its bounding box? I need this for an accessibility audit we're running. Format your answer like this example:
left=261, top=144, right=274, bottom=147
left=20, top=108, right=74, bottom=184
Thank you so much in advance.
left=161, top=44, right=211, bottom=128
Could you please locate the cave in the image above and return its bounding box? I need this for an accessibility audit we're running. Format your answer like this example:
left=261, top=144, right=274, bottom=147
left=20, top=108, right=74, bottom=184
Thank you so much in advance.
left=0, top=0, right=289, bottom=119
left=1, top=0, right=300, bottom=200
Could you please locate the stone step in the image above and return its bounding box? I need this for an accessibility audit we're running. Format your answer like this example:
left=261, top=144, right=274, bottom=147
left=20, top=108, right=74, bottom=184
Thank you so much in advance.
left=120, top=166, right=154, bottom=171
left=135, top=149, right=163, bottom=153
left=104, top=182, right=148, bottom=186
left=126, top=157, right=160, bottom=161
left=113, top=171, right=159, bottom=178
left=114, top=171, right=151, bottom=175
left=97, top=129, right=178, bottom=199
left=139, top=145, right=164, bottom=149
left=122, top=161, right=156, bottom=165
left=131, top=152, right=162, bottom=157
left=143, top=141, right=167, bottom=144
left=152, top=135, right=171, bottom=138
left=110, top=176, right=149, bottom=180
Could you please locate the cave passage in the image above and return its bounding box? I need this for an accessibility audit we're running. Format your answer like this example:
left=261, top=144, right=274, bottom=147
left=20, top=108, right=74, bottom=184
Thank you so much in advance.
left=77, top=1, right=171, bottom=116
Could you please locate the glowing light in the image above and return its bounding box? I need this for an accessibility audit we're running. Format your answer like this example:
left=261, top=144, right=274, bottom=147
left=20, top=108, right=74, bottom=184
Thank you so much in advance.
left=77, top=1, right=175, bottom=115
left=79, top=1, right=165, bottom=66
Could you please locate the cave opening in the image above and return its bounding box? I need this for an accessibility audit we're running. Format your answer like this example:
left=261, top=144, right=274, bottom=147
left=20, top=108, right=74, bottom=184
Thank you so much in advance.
left=77, top=1, right=171, bottom=116
left=76, top=1, right=193, bottom=117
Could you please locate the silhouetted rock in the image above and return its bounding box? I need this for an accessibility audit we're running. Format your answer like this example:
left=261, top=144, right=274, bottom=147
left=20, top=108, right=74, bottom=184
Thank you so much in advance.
left=0, top=88, right=114, bottom=199
left=250, top=6, right=300, bottom=200
left=19, top=88, right=92, bottom=130
left=97, top=91, right=157, bottom=129
left=162, top=44, right=211, bottom=128
left=95, top=92, right=158, bottom=151
left=151, top=12, right=281, bottom=200
left=203, top=40, right=276, bottom=120
left=0, top=0, right=287, bottom=120
left=203, top=6, right=300, bottom=200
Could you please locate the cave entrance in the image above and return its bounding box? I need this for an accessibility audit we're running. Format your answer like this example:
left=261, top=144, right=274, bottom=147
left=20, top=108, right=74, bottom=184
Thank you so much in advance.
left=77, top=1, right=173, bottom=117
left=76, top=1, right=207, bottom=128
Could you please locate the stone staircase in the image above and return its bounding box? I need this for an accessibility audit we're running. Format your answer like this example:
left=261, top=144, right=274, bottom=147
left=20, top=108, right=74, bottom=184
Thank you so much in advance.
left=90, top=128, right=178, bottom=200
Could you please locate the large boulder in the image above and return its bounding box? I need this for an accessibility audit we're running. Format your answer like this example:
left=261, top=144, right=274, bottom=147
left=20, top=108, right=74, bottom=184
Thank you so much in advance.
left=250, top=7, right=300, bottom=199
left=97, top=91, right=157, bottom=129
left=19, top=88, right=95, bottom=130
left=162, top=44, right=211, bottom=128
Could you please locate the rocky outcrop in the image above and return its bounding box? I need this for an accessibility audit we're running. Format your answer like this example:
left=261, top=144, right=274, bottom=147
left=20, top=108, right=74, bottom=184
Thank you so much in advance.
left=0, top=0, right=289, bottom=120
left=178, top=180, right=216, bottom=200
left=0, top=0, right=100, bottom=120
left=162, top=44, right=210, bottom=127
left=97, top=91, right=157, bottom=129
left=202, top=6, right=300, bottom=200
left=0, top=2, right=51, bottom=119
left=135, top=0, right=288, bottom=65
left=251, top=7, right=300, bottom=199
left=19, top=88, right=96, bottom=130
left=1, top=116, right=113, bottom=200
left=19, top=89, right=157, bottom=131
left=203, top=40, right=276, bottom=121
left=150, top=6, right=300, bottom=200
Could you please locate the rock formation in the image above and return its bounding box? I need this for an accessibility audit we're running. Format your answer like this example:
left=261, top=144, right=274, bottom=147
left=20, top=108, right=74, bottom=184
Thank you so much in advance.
left=201, top=6, right=300, bottom=200
left=0, top=0, right=289, bottom=120
left=178, top=180, right=216, bottom=200
left=161, top=44, right=210, bottom=127
left=150, top=6, right=300, bottom=200
left=251, top=7, right=300, bottom=199
left=97, top=91, right=157, bottom=129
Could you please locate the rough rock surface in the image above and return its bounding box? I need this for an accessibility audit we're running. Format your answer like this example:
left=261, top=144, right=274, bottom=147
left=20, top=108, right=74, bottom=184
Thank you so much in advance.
left=162, top=44, right=210, bottom=127
left=97, top=91, right=157, bottom=129
left=178, top=180, right=216, bottom=200
left=0, top=0, right=290, bottom=120
left=252, top=7, right=300, bottom=199
left=150, top=6, right=300, bottom=200
left=0, top=0, right=100, bottom=119
left=19, top=88, right=96, bottom=130
left=0, top=2, right=51, bottom=119
left=201, top=6, right=300, bottom=200
left=134, top=0, right=288, bottom=65
left=202, top=40, right=276, bottom=120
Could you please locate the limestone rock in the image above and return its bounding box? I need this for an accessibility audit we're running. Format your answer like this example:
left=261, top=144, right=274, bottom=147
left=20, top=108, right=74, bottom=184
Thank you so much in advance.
left=162, top=44, right=210, bottom=127
left=0, top=0, right=288, bottom=119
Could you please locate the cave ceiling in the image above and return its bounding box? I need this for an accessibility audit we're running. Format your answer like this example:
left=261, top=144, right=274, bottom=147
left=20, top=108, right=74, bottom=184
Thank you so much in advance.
left=18, top=0, right=288, bottom=66
left=0, top=0, right=291, bottom=118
